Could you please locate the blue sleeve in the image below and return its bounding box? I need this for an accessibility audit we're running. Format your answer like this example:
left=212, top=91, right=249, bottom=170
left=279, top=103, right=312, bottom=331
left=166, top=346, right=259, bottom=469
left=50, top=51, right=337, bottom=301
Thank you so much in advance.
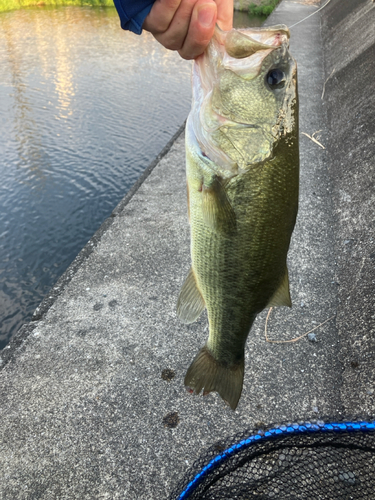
left=113, top=0, right=155, bottom=35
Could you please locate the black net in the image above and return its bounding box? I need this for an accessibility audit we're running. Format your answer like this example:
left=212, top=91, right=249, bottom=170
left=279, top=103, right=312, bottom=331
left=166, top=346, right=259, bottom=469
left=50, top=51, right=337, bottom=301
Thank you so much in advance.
left=171, top=421, right=375, bottom=500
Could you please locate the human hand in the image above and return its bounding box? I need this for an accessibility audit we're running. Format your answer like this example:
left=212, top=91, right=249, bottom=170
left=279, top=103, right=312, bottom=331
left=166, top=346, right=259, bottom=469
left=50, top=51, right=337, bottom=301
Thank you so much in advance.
left=143, top=0, right=233, bottom=60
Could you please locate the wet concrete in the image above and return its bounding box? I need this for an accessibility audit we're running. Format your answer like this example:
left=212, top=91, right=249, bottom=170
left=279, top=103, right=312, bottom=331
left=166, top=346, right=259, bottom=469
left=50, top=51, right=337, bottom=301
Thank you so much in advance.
left=0, top=0, right=374, bottom=498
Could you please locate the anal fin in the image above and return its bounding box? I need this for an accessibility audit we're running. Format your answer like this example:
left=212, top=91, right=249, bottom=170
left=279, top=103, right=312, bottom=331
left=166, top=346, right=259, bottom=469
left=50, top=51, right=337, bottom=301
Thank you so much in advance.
left=177, top=267, right=205, bottom=324
left=266, top=267, right=292, bottom=308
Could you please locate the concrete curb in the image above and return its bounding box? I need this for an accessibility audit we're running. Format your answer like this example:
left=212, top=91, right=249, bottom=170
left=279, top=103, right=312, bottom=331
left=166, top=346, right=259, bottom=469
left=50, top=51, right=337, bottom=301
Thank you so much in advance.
left=0, top=123, right=186, bottom=371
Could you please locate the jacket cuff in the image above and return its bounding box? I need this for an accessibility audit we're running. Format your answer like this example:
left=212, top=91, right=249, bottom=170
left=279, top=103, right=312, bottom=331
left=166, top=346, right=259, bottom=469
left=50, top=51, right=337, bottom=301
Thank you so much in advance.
left=113, top=1, right=154, bottom=35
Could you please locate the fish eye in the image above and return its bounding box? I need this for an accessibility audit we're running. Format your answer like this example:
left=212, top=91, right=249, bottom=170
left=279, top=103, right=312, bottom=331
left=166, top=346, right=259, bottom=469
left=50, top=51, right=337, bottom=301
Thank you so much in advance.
left=266, top=68, right=286, bottom=89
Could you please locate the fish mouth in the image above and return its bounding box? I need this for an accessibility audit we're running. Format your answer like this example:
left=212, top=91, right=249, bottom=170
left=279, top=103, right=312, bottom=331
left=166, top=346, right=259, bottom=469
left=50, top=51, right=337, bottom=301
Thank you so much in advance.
left=203, top=24, right=290, bottom=81
left=190, top=25, right=291, bottom=173
left=194, top=24, right=290, bottom=96
left=215, top=24, right=290, bottom=56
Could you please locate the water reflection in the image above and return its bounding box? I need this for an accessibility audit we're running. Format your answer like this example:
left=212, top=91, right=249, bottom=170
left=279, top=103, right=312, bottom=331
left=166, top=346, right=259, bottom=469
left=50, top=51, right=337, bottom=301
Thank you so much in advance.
left=0, top=7, right=263, bottom=349
left=0, top=7, right=193, bottom=348
left=2, top=15, right=48, bottom=187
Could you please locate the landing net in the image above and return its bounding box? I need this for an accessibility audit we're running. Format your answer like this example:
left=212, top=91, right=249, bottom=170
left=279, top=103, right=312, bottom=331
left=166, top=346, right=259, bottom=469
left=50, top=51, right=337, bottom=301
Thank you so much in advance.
left=171, top=420, right=375, bottom=499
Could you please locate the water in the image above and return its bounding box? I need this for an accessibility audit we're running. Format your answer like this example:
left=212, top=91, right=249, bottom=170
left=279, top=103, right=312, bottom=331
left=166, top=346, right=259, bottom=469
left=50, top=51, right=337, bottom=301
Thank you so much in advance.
left=0, top=6, right=264, bottom=349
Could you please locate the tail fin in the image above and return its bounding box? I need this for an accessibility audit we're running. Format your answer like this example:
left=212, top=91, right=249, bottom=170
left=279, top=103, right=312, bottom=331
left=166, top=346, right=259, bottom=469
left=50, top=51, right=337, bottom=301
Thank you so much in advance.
left=184, top=346, right=244, bottom=410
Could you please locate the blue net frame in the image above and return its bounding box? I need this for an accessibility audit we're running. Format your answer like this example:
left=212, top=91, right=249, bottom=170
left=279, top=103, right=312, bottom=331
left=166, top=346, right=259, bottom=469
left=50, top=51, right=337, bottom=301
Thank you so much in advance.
left=172, top=420, right=375, bottom=500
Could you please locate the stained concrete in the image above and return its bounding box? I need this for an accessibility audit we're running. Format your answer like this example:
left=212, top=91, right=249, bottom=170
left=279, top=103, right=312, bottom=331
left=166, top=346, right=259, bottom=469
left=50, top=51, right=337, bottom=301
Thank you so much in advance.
left=0, top=1, right=374, bottom=499
left=320, top=0, right=375, bottom=413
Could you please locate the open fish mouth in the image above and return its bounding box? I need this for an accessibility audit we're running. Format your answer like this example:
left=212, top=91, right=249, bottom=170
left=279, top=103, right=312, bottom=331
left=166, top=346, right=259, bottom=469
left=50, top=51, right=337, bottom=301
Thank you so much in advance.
left=219, top=25, right=290, bottom=79
left=196, top=24, right=290, bottom=88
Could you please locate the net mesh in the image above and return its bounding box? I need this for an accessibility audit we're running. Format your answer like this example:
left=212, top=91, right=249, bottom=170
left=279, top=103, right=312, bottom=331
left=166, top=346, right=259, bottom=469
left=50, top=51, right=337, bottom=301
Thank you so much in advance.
left=171, top=420, right=375, bottom=500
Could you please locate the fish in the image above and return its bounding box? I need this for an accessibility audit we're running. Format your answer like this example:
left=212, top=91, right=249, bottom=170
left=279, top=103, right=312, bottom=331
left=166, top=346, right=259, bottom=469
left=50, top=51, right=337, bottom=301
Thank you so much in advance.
left=177, top=24, right=299, bottom=410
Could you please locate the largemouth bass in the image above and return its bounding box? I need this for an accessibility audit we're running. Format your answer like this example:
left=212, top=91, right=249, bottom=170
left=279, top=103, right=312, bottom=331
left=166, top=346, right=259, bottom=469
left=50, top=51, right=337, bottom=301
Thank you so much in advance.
left=177, top=25, right=299, bottom=410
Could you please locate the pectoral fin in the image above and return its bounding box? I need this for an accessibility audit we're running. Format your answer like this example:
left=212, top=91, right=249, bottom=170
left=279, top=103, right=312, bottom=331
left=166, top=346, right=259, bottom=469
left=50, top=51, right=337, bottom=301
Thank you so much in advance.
left=267, top=268, right=292, bottom=308
left=202, top=177, right=236, bottom=235
left=177, top=267, right=205, bottom=324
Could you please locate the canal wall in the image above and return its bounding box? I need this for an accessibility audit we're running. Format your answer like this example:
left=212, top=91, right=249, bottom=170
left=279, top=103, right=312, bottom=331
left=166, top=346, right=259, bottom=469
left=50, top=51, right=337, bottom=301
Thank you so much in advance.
left=320, top=0, right=375, bottom=412
left=1, top=0, right=374, bottom=498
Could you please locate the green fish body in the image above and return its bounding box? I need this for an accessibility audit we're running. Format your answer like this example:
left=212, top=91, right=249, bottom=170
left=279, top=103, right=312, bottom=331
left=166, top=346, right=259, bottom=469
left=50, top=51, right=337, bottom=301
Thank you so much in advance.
left=177, top=25, right=299, bottom=410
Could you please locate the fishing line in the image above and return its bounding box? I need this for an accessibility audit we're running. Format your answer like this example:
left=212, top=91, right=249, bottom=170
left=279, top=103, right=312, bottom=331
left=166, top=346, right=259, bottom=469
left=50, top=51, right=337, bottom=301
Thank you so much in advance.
left=264, top=307, right=335, bottom=343
left=264, top=2, right=334, bottom=341
left=289, top=0, right=333, bottom=29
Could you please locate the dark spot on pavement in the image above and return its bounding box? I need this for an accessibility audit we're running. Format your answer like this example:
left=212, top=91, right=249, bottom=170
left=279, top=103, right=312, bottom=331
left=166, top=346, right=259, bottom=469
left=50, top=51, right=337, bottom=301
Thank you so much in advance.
left=163, top=411, right=180, bottom=428
left=108, top=299, right=118, bottom=308
left=161, top=368, right=175, bottom=381
left=93, top=303, right=104, bottom=311
left=351, top=360, right=359, bottom=369
left=254, top=421, right=266, bottom=430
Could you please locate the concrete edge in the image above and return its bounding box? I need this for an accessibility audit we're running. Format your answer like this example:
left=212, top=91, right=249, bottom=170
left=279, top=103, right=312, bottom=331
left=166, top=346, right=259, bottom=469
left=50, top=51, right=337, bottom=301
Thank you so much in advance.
left=0, top=122, right=186, bottom=370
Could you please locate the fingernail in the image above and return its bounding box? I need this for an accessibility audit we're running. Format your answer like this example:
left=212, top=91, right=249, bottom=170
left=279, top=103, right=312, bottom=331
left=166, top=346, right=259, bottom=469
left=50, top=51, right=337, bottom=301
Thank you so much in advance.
left=198, top=4, right=216, bottom=27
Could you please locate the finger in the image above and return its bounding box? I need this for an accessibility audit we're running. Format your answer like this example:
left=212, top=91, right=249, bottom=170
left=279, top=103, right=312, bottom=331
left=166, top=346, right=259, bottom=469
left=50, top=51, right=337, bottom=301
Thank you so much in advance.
left=214, top=0, right=233, bottom=31
left=178, top=0, right=217, bottom=59
left=143, top=0, right=183, bottom=34
left=151, top=0, right=201, bottom=52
